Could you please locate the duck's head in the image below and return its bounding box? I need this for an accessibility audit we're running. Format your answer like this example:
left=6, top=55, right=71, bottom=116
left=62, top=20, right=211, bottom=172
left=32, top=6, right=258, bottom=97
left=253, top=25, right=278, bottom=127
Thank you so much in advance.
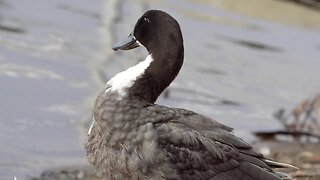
left=113, top=10, right=183, bottom=55
left=111, top=10, right=184, bottom=103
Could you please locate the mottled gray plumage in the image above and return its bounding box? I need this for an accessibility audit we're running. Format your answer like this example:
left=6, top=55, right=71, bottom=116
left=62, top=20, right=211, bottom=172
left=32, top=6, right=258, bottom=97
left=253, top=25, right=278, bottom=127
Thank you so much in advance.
left=86, top=93, right=285, bottom=180
left=85, top=10, right=291, bottom=180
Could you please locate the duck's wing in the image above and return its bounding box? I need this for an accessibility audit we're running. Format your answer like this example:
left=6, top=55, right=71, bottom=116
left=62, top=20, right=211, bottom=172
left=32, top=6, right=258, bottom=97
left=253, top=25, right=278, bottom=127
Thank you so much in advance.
left=148, top=106, right=286, bottom=180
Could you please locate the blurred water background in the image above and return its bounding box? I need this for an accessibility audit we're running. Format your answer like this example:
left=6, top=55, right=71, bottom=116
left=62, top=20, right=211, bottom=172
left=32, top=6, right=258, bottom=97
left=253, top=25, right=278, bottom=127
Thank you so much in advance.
left=0, top=0, right=319, bottom=179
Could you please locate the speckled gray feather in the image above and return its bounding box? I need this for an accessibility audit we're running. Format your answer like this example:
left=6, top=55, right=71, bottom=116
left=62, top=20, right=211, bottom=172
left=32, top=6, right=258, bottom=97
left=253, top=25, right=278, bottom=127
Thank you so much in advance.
left=86, top=92, right=284, bottom=180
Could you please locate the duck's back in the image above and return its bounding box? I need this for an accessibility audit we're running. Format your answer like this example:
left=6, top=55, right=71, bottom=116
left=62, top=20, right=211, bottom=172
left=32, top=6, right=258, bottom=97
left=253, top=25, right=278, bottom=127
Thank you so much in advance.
left=86, top=91, right=283, bottom=180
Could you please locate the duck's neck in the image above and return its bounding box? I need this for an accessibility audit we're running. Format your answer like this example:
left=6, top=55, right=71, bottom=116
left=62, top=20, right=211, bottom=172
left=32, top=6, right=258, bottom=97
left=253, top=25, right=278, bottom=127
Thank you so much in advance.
left=106, top=41, right=183, bottom=103
left=127, top=44, right=184, bottom=103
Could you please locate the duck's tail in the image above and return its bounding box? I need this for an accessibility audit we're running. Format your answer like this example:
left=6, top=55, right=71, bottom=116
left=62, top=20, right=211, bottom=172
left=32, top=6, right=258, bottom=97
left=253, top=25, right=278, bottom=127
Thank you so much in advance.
left=264, top=159, right=298, bottom=180
left=264, top=159, right=298, bottom=170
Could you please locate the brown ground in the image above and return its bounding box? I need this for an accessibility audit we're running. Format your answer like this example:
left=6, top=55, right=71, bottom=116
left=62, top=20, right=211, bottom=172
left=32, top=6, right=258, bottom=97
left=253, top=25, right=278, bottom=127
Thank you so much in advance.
left=254, top=141, right=320, bottom=180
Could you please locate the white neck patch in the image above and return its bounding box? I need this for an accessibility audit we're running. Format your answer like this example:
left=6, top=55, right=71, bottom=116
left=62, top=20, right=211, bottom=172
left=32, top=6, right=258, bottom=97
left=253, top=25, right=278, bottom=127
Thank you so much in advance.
left=105, top=54, right=153, bottom=98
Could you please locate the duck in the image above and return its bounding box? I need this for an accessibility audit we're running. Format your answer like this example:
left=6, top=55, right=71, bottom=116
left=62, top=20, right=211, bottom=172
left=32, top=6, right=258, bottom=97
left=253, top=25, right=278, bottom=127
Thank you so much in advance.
left=85, top=10, right=295, bottom=180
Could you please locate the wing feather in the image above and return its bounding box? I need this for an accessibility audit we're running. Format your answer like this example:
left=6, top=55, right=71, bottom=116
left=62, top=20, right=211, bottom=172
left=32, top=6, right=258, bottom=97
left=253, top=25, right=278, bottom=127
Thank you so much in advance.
left=152, top=108, right=284, bottom=180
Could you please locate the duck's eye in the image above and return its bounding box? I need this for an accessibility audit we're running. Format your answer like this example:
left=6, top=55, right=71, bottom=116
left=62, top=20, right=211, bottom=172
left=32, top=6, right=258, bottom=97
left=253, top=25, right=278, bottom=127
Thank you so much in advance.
left=144, top=17, right=150, bottom=23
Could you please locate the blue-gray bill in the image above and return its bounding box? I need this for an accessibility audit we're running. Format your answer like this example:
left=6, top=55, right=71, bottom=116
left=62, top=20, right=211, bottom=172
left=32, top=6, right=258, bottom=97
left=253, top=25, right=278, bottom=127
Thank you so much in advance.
left=112, top=33, right=140, bottom=51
